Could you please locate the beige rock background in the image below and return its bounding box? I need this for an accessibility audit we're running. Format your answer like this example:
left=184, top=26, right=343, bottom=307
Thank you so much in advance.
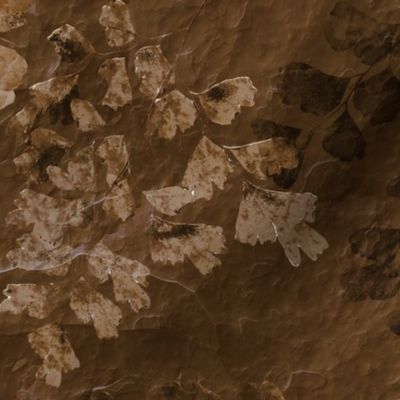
left=1, top=0, right=400, bottom=399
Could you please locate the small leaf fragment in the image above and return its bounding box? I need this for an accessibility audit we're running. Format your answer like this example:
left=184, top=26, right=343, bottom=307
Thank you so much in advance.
left=235, top=181, right=328, bottom=266
left=226, top=138, right=299, bottom=179
left=70, top=99, right=105, bottom=132
left=87, top=243, right=151, bottom=312
left=0, top=283, right=60, bottom=318
left=144, top=186, right=196, bottom=216
left=135, top=45, right=174, bottom=98
left=70, top=278, right=122, bottom=339
left=99, top=57, right=132, bottom=110
left=0, top=44, right=27, bottom=91
left=102, top=178, right=135, bottom=221
left=196, top=77, right=257, bottom=125
left=149, top=216, right=226, bottom=275
left=147, top=90, right=197, bottom=140
left=182, top=136, right=233, bottom=200
left=0, top=0, right=32, bottom=33
left=28, top=324, right=80, bottom=387
left=96, top=135, right=129, bottom=185
left=99, top=0, right=135, bottom=47
left=47, top=24, right=94, bottom=63
left=0, top=89, right=15, bottom=110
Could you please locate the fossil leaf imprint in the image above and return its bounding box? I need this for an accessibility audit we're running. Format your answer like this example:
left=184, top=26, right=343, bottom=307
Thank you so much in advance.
left=226, top=138, right=299, bottom=180
left=70, top=278, right=122, bottom=339
left=150, top=216, right=226, bottom=274
left=28, top=324, right=80, bottom=387
left=235, top=182, right=328, bottom=266
left=0, top=283, right=60, bottom=319
left=0, top=0, right=32, bottom=32
left=70, top=99, right=105, bottom=132
left=47, top=145, right=95, bottom=191
left=182, top=136, right=233, bottom=200
left=99, top=0, right=135, bottom=47
left=87, top=243, right=151, bottom=312
left=14, top=127, right=72, bottom=182
left=144, top=186, right=196, bottom=216
left=147, top=90, right=197, bottom=139
left=144, top=137, right=233, bottom=215
left=96, top=135, right=129, bottom=185
left=135, top=45, right=174, bottom=98
left=47, top=24, right=94, bottom=63
left=102, top=178, right=135, bottom=221
left=278, top=63, right=349, bottom=115
left=325, top=1, right=400, bottom=65
left=99, top=57, right=132, bottom=110
left=196, top=77, right=257, bottom=125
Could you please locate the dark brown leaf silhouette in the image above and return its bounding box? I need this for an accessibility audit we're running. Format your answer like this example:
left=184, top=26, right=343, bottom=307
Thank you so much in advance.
left=322, top=110, right=365, bottom=161
left=325, top=1, right=400, bottom=65
left=353, top=68, right=400, bottom=125
left=278, top=63, right=349, bottom=116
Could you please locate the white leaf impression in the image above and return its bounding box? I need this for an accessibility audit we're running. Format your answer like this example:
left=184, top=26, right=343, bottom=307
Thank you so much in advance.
left=99, top=0, right=135, bottom=48
left=144, top=136, right=233, bottom=215
left=70, top=278, right=122, bottom=339
left=102, top=178, right=135, bottom=221
left=99, top=57, right=132, bottom=110
left=47, top=144, right=96, bottom=192
left=149, top=216, right=226, bottom=275
left=147, top=90, right=197, bottom=140
left=0, top=44, right=27, bottom=110
left=226, top=138, right=299, bottom=180
left=87, top=243, right=151, bottom=312
left=235, top=181, right=328, bottom=267
left=135, top=45, right=174, bottom=98
left=47, top=24, right=94, bottom=62
left=196, top=77, right=257, bottom=125
left=70, top=99, right=105, bottom=132
left=28, top=324, right=80, bottom=387
left=0, top=283, right=60, bottom=319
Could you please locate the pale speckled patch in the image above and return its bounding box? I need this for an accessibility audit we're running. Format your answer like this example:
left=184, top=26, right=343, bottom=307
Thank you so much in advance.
left=99, top=57, right=132, bottom=110
left=96, top=135, right=129, bottom=186
left=14, top=127, right=72, bottom=183
left=6, top=189, right=84, bottom=270
left=143, top=186, right=196, bottom=216
left=181, top=136, right=233, bottom=200
left=70, top=99, right=105, bottom=132
left=149, top=215, right=226, bottom=275
left=235, top=181, right=328, bottom=267
left=102, top=178, right=135, bottom=221
left=226, top=138, right=299, bottom=180
left=30, top=74, right=79, bottom=104
left=47, top=144, right=95, bottom=192
left=87, top=243, right=151, bottom=312
left=135, top=45, right=174, bottom=99
left=147, top=90, right=197, bottom=139
left=28, top=324, right=80, bottom=388
left=0, top=44, right=27, bottom=91
left=47, top=24, right=94, bottom=63
left=99, top=0, right=135, bottom=48
left=0, top=283, right=60, bottom=319
left=196, top=77, right=257, bottom=125
left=70, top=278, right=122, bottom=339
left=0, top=0, right=31, bottom=32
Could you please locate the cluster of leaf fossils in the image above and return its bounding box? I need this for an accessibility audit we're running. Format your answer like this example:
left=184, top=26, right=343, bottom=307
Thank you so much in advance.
left=0, top=0, right=328, bottom=388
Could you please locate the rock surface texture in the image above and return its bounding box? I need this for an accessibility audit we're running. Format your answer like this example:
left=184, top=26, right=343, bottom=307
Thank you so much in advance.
left=0, top=0, right=398, bottom=399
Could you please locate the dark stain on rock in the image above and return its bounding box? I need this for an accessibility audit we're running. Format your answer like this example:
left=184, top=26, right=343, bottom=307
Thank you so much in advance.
left=341, top=228, right=400, bottom=301
left=353, top=68, right=400, bottom=125
left=207, top=86, right=227, bottom=102
left=322, top=110, right=365, bottom=161
left=251, top=119, right=301, bottom=142
left=49, top=85, right=79, bottom=125
left=37, top=146, right=66, bottom=181
left=278, top=63, right=349, bottom=116
left=325, top=1, right=400, bottom=65
left=151, top=220, right=198, bottom=241
left=387, top=176, right=400, bottom=197
left=273, top=151, right=304, bottom=188
left=48, top=34, right=87, bottom=62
